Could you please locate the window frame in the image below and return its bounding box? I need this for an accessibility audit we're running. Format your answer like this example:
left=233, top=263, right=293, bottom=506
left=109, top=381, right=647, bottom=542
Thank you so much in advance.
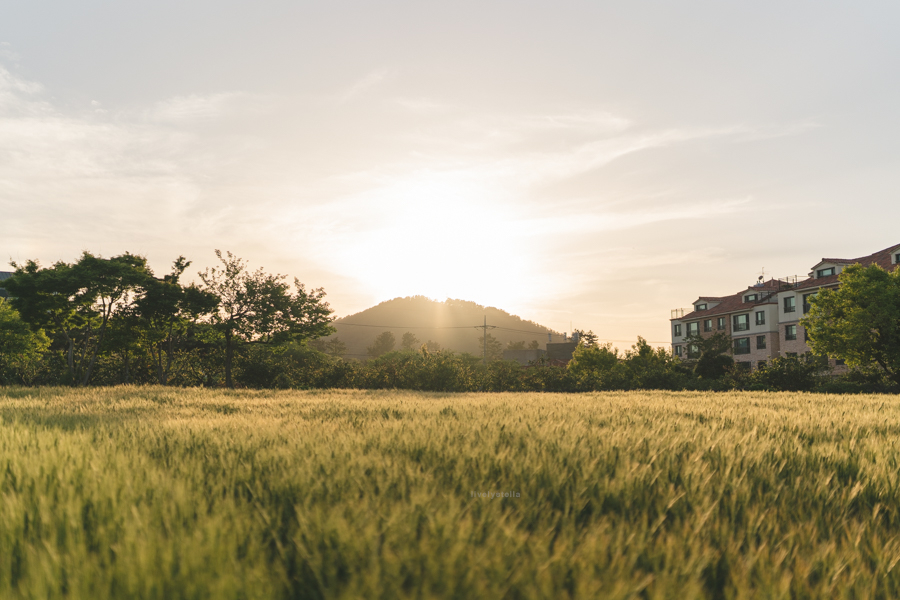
left=673, top=324, right=682, bottom=337
left=733, top=337, right=751, bottom=355
left=717, top=317, right=726, bottom=330
left=785, top=324, right=797, bottom=341
left=744, top=293, right=758, bottom=303
left=703, top=319, right=712, bottom=332
left=696, top=303, right=707, bottom=311
left=756, top=335, right=766, bottom=349
left=817, top=267, right=835, bottom=278
left=783, top=296, right=796, bottom=313
left=687, top=322, right=700, bottom=337
left=733, top=313, right=750, bottom=332
left=755, top=311, right=765, bottom=326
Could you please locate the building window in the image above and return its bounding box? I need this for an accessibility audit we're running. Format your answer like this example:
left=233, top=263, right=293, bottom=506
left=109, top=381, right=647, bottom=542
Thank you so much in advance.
left=817, top=267, right=835, bottom=278
left=703, top=319, right=712, bottom=332
left=896, top=253, right=900, bottom=264
left=757, top=360, right=767, bottom=370
left=756, top=335, right=766, bottom=349
left=687, top=344, right=700, bottom=359
left=755, top=311, right=765, bottom=325
left=717, top=317, right=726, bottom=330
left=734, top=337, right=751, bottom=355
left=674, top=345, right=683, bottom=357
left=785, top=324, right=797, bottom=341
left=835, top=358, right=845, bottom=366
left=783, top=296, right=796, bottom=313
left=733, top=314, right=750, bottom=332
left=696, top=303, right=707, bottom=311
left=674, top=324, right=682, bottom=337
left=687, top=322, right=700, bottom=336
left=745, top=293, right=758, bottom=303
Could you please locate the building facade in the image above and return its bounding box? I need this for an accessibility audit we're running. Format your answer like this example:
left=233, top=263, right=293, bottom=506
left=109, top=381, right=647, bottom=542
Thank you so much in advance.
left=670, top=243, right=900, bottom=371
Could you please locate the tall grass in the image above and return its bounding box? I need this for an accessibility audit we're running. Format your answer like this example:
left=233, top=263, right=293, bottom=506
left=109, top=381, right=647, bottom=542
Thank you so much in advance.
left=1, top=387, right=900, bottom=598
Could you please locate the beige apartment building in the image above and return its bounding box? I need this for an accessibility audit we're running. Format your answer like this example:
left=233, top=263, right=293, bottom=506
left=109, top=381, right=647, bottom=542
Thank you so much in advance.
left=670, top=243, right=900, bottom=371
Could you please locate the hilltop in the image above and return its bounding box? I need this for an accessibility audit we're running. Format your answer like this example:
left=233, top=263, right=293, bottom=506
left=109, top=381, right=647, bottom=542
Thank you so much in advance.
left=322, top=296, right=562, bottom=359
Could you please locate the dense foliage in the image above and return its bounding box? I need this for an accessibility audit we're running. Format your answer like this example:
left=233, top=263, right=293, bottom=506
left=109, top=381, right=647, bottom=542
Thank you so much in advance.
left=803, top=263, right=900, bottom=386
left=1, top=251, right=897, bottom=394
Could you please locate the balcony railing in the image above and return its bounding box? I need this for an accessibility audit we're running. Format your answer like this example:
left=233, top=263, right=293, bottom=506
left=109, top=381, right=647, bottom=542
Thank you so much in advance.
left=734, top=323, right=749, bottom=332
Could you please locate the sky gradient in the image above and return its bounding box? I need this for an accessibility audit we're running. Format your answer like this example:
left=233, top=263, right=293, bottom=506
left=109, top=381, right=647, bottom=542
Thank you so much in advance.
left=2, top=1, right=898, bottom=346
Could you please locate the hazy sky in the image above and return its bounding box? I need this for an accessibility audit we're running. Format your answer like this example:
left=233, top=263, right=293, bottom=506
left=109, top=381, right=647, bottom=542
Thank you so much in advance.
left=2, top=1, right=898, bottom=345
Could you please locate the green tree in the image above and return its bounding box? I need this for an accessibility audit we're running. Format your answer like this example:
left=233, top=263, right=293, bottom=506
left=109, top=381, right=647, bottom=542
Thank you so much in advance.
left=527, top=340, right=540, bottom=350
left=574, top=329, right=599, bottom=348
left=423, top=339, right=441, bottom=353
left=802, top=263, right=900, bottom=385
left=0, top=299, right=50, bottom=384
left=567, top=342, right=619, bottom=389
left=325, top=337, right=348, bottom=358
left=401, top=331, right=420, bottom=351
left=4, top=252, right=153, bottom=385
left=367, top=331, right=396, bottom=358
left=477, top=332, right=503, bottom=362
left=135, top=257, right=219, bottom=385
left=684, top=332, right=734, bottom=379
left=199, top=250, right=335, bottom=388
left=506, top=340, right=526, bottom=350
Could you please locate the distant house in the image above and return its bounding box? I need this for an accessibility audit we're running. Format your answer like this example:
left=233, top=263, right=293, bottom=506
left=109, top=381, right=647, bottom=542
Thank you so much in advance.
left=669, top=243, right=900, bottom=371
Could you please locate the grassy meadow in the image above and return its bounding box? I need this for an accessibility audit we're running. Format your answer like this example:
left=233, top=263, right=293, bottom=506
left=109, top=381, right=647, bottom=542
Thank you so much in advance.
left=1, top=388, right=900, bottom=599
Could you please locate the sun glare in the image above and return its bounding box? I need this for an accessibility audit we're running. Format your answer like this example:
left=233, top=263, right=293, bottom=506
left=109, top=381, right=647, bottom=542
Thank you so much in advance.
left=330, top=172, right=535, bottom=308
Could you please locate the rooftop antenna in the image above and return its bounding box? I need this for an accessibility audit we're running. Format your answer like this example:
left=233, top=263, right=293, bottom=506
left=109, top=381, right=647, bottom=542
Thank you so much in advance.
left=758, top=267, right=765, bottom=284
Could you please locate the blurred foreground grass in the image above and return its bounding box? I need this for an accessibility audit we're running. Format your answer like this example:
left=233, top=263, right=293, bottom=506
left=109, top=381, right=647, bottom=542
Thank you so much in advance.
left=2, top=387, right=900, bottom=599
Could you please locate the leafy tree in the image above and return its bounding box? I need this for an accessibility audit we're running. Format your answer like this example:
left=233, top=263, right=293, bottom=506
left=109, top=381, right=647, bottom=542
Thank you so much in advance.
left=506, top=340, right=526, bottom=350
left=803, top=263, right=900, bottom=385
left=574, top=329, right=599, bottom=348
left=4, top=252, right=153, bottom=385
left=0, top=299, right=50, bottom=384
left=477, top=332, right=503, bottom=363
left=325, top=337, right=348, bottom=358
left=567, top=342, right=619, bottom=388
left=527, top=340, right=540, bottom=350
left=199, top=250, right=335, bottom=388
left=367, top=331, right=396, bottom=358
left=423, top=339, right=441, bottom=353
left=684, top=332, right=734, bottom=379
left=401, top=331, right=420, bottom=351
left=135, top=257, right=219, bottom=385
left=747, top=354, right=826, bottom=392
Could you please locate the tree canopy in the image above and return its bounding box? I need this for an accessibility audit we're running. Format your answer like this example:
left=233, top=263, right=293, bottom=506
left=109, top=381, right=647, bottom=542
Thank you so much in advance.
left=198, top=250, right=335, bottom=388
left=802, top=263, right=900, bottom=385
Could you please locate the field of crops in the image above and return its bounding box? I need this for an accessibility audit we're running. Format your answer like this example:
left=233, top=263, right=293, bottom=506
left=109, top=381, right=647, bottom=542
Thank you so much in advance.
left=1, top=388, right=900, bottom=599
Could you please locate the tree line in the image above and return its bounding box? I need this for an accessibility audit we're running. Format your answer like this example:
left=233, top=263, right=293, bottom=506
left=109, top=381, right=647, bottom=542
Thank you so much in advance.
left=0, top=253, right=897, bottom=393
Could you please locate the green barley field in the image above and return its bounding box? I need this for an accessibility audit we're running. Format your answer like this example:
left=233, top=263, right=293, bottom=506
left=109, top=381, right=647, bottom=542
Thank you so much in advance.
left=2, top=388, right=900, bottom=599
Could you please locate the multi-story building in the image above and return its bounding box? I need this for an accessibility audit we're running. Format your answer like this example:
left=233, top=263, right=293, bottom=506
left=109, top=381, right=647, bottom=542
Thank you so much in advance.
left=670, top=243, right=900, bottom=371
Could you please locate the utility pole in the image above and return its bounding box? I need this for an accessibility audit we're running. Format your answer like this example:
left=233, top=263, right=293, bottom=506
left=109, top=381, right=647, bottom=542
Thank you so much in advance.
left=476, top=316, right=496, bottom=365
left=483, top=316, right=487, bottom=365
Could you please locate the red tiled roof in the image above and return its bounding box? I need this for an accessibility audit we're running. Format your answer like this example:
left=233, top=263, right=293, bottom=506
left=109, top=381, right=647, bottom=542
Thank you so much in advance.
left=673, top=244, right=900, bottom=322
left=675, top=278, right=788, bottom=321
left=797, top=244, right=900, bottom=290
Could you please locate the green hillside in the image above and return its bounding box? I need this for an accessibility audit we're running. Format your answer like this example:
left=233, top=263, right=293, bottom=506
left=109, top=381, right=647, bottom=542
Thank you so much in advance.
left=322, top=296, right=563, bottom=359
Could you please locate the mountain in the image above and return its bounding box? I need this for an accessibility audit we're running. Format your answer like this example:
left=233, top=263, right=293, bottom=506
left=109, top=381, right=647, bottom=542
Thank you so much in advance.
left=322, top=296, right=562, bottom=359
